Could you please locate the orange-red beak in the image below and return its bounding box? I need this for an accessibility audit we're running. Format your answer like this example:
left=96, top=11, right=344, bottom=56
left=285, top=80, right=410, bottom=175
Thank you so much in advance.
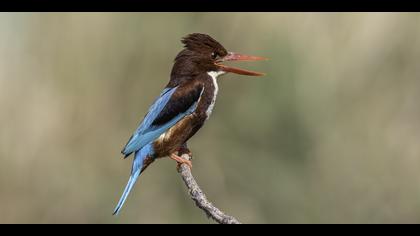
left=215, top=52, right=267, bottom=76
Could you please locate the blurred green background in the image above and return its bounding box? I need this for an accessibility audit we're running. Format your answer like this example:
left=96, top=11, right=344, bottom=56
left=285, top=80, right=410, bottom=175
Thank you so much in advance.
left=1, top=13, right=420, bottom=224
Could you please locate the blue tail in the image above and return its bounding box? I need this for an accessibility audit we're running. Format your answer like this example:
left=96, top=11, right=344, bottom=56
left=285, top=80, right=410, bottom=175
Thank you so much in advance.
left=113, top=143, right=154, bottom=215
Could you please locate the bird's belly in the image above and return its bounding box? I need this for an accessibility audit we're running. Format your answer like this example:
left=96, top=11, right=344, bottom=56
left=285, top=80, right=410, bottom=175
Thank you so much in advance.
left=153, top=114, right=202, bottom=157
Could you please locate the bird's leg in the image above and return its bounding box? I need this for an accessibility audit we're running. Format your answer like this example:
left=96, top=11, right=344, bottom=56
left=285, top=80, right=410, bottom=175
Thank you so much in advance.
left=177, top=143, right=193, bottom=159
left=170, top=153, right=192, bottom=171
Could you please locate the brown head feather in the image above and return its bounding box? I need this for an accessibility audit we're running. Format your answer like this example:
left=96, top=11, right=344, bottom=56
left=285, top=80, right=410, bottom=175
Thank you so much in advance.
left=181, top=33, right=226, bottom=54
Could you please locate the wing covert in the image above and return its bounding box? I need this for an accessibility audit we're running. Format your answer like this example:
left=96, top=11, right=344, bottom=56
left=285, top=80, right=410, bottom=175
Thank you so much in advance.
left=122, top=81, right=204, bottom=157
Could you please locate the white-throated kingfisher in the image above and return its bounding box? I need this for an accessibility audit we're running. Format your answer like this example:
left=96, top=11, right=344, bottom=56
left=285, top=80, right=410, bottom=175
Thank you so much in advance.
left=113, top=33, right=266, bottom=215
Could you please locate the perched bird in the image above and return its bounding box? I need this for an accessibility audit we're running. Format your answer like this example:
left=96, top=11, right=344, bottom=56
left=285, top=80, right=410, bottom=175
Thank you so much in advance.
left=113, top=33, right=266, bottom=215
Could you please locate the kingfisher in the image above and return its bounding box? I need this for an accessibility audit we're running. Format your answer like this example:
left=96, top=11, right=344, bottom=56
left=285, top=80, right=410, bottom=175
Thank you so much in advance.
left=113, top=33, right=266, bottom=215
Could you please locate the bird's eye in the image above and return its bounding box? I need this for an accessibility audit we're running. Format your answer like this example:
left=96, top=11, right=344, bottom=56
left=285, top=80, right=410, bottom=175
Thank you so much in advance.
left=211, top=52, right=218, bottom=60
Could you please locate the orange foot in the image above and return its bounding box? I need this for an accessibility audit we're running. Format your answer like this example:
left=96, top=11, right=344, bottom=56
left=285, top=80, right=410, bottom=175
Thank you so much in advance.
left=170, top=153, right=192, bottom=171
left=177, top=146, right=193, bottom=159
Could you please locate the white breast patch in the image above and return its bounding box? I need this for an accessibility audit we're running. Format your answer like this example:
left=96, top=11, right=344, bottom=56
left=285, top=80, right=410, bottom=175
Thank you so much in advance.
left=205, top=71, right=224, bottom=118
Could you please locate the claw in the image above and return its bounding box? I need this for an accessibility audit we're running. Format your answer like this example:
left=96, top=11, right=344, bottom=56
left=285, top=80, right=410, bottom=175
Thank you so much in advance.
left=170, top=153, right=192, bottom=171
left=177, top=146, right=193, bottom=159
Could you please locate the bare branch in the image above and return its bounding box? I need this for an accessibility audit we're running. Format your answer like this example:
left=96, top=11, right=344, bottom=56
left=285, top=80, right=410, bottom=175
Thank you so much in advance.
left=177, top=154, right=242, bottom=224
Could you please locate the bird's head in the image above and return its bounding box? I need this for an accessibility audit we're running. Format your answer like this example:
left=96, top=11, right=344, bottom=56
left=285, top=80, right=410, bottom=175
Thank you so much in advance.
left=171, top=33, right=266, bottom=79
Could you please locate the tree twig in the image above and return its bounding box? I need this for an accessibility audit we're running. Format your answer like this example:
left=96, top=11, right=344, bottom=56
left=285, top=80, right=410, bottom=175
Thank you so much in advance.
left=177, top=153, right=242, bottom=224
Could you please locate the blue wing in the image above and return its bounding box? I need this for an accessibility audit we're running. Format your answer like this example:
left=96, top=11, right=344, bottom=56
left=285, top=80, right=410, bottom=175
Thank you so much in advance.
left=121, top=84, right=203, bottom=157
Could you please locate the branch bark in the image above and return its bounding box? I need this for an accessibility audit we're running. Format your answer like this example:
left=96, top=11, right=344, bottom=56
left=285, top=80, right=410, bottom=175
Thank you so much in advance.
left=177, top=153, right=242, bottom=224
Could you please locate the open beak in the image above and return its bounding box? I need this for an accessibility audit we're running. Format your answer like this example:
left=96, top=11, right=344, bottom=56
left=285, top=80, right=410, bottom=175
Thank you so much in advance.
left=215, top=52, right=267, bottom=76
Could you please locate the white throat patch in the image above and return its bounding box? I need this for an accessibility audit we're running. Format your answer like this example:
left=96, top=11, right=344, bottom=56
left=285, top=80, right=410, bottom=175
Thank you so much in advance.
left=205, top=71, right=224, bottom=118
left=207, top=71, right=225, bottom=79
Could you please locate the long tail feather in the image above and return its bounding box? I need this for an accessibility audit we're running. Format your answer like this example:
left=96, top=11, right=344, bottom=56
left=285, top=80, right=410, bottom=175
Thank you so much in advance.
left=113, top=144, right=154, bottom=215
left=113, top=169, right=141, bottom=215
